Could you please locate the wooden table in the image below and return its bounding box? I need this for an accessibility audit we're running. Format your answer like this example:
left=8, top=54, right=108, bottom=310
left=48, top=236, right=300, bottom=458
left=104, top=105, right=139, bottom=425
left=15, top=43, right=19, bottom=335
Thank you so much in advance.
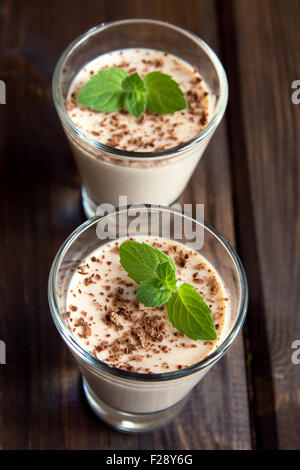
left=0, top=0, right=299, bottom=450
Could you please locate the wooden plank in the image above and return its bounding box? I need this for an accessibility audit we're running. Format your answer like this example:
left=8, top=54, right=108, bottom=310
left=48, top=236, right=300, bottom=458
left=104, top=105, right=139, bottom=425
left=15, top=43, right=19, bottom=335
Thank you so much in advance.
left=0, top=0, right=251, bottom=449
left=218, top=0, right=300, bottom=449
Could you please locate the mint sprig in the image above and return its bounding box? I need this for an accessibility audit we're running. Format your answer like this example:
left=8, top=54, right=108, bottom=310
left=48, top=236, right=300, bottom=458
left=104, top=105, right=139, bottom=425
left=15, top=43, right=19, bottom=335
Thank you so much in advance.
left=119, top=241, right=217, bottom=341
left=77, top=67, right=187, bottom=118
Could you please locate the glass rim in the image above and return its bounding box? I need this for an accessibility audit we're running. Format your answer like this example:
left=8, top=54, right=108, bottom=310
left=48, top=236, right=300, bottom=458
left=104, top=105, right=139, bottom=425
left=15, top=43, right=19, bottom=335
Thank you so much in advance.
left=52, top=18, right=228, bottom=161
left=48, top=204, right=248, bottom=382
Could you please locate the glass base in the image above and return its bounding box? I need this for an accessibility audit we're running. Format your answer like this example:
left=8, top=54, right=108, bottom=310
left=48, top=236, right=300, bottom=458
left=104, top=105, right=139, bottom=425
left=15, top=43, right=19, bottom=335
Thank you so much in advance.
left=82, top=377, right=190, bottom=433
left=81, top=185, right=184, bottom=220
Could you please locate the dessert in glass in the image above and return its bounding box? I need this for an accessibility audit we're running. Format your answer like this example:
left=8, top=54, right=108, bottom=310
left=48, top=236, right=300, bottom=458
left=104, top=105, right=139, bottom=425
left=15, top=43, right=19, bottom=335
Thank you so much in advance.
left=52, top=19, right=228, bottom=217
left=48, top=206, right=248, bottom=432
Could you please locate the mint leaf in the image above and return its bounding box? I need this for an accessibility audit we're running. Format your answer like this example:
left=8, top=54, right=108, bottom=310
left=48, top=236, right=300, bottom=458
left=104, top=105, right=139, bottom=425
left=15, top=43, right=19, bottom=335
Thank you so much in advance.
left=144, top=71, right=187, bottom=115
left=122, top=72, right=147, bottom=118
left=156, top=262, right=177, bottom=291
left=167, top=284, right=217, bottom=341
left=120, top=241, right=169, bottom=284
left=78, top=67, right=128, bottom=112
left=137, top=278, right=171, bottom=308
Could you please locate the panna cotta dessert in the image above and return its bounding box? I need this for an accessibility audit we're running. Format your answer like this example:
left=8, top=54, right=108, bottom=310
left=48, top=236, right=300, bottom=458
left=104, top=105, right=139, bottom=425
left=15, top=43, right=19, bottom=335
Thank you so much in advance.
left=66, top=237, right=229, bottom=374
left=60, top=48, right=219, bottom=214
left=66, top=49, right=211, bottom=152
left=49, top=205, right=246, bottom=431
left=53, top=20, right=228, bottom=216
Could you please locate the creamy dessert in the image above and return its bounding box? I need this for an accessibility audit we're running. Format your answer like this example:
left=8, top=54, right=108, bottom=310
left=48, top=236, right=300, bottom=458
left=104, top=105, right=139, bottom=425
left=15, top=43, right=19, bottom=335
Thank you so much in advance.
left=66, top=237, right=229, bottom=374
left=62, top=48, right=217, bottom=212
left=66, top=49, right=211, bottom=152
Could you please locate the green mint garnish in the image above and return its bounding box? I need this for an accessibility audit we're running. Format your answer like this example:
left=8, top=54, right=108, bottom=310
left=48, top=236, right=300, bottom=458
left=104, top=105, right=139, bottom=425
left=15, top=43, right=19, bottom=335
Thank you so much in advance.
left=77, top=67, right=187, bottom=118
left=119, top=240, right=173, bottom=284
left=119, top=241, right=217, bottom=341
left=136, top=261, right=177, bottom=308
left=144, top=71, right=187, bottom=115
left=167, top=284, right=217, bottom=341
left=77, top=67, right=128, bottom=113
left=156, top=261, right=177, bottom=291
left=122, top=72, right=148, bottom=118
left=137, top=278, right=172, bottom=308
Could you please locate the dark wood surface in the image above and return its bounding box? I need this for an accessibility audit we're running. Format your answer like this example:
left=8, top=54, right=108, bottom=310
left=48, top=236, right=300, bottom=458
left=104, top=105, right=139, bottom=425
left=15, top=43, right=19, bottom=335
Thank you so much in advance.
left=0, top=0, right=299, bottom=450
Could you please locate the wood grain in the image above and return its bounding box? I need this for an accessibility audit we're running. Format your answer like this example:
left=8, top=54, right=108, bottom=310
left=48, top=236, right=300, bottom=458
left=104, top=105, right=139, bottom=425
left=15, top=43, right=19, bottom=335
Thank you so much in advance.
left=218, top=0, right=300, bottom=449
left=0, top=0, right=298, bottom=450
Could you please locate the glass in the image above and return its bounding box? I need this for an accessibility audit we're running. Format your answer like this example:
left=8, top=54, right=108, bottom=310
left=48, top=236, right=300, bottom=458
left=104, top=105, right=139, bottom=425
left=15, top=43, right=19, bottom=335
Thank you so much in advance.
left=52, top=19, right=228, bottom=218
left=48, top=206, right=248, bottom=432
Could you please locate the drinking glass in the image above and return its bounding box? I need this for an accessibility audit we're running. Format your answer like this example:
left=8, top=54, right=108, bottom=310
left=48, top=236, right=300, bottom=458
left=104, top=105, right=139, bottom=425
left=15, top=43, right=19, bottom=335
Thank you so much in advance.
left=48, top=205, right=248, bottom=432
left=52, top=19, right=228, bottom=217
